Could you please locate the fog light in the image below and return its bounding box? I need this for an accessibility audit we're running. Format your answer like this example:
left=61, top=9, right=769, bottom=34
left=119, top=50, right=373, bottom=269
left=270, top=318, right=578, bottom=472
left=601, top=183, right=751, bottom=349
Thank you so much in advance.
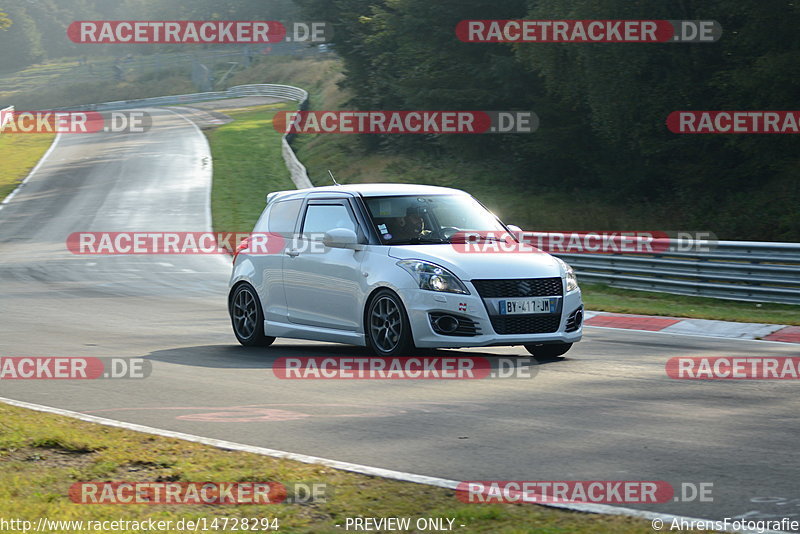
left=434, top=315, right=459, bottom=334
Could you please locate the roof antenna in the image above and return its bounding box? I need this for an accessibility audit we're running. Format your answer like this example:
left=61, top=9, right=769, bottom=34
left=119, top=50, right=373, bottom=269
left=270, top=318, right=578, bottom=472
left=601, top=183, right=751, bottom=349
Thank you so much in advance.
left=328, top=169, right=341, bottom=186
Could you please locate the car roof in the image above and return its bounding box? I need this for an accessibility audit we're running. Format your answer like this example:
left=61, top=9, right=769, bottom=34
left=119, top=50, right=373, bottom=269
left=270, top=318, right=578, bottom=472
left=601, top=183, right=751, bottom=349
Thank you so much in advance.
left=268, top=183, right=468, bottom=203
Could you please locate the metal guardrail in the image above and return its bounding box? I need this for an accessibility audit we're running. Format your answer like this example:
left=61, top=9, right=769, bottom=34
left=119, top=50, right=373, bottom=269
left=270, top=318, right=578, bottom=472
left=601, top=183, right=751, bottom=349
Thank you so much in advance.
left=57, top=84, right=313, bottom=189
left=555, top=241, right=800, bottom=305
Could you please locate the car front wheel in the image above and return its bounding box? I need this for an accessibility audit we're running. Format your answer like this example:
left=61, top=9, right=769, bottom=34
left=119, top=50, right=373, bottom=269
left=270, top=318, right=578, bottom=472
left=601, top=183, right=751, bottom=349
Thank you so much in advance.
left=365, top=289, right=414, bottom=356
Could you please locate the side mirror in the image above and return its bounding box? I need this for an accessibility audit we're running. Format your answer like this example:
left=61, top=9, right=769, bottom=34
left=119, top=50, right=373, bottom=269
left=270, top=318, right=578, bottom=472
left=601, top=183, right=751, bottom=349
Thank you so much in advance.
left=323, top=228, right=363, bottom=250
left=506, top=224, right=522, bottom=233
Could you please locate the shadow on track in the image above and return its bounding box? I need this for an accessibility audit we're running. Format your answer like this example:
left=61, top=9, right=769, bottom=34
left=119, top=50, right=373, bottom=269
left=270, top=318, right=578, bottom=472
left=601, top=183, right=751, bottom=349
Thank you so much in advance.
left=142, top=344, right=555, bottom=373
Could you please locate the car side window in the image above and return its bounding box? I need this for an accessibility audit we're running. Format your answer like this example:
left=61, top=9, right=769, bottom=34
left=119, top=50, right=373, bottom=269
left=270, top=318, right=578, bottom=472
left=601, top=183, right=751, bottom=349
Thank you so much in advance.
left=302, top=204, right=357, bottom=235
left=266, top=199, right=303, bottom=235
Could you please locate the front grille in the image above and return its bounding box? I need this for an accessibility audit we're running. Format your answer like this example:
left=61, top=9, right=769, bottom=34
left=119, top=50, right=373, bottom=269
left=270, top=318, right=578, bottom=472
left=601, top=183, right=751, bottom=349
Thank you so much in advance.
left=489, top=315, right=561, bottom=335
left=429, top=313, right=481, bottom=336
left=471, top=277, right=563, bottom=298
left=565, top=307, right=584, bottom=332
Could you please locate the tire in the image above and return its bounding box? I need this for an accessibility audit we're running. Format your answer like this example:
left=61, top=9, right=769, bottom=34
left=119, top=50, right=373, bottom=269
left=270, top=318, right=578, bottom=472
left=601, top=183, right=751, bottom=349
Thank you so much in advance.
left=524, top=342, right=572, bottom=361
left=365, top=289, right=414, bottom=356
left=230, top=283, right=275, bottom=347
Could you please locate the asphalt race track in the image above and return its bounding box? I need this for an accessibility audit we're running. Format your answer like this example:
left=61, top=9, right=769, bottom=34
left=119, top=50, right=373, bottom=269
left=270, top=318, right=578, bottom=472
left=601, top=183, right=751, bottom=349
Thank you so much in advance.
left=0, top=108, right=798, bottom=525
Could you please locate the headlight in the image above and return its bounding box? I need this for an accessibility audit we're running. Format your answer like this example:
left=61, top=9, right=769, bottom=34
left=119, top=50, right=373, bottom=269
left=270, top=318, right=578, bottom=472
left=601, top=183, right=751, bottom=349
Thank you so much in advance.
left=397, top=260, right=469, bottom=294
left=555, top=258, right=579, bottom=292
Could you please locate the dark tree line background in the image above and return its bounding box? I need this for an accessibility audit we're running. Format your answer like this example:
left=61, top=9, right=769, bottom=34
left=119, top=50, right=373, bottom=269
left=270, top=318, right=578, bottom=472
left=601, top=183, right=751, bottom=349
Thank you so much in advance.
left=1, top=0, right=798, bottom=239
left=295, top=0, right=800, bottom=240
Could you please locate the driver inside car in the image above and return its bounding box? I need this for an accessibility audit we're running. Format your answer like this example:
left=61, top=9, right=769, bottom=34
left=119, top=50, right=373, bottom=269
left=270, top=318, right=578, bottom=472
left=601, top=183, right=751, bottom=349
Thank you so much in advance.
left=394, top=207, right=432, bottom=241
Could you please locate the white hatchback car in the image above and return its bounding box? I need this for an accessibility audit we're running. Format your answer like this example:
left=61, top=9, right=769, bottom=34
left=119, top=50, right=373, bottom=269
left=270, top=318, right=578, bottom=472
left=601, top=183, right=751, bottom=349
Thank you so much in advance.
left=228, top=184, right=583, bottom=357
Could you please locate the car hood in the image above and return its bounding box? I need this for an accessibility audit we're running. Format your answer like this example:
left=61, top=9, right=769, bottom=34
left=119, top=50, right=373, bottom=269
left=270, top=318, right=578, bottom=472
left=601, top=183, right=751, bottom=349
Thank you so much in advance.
left=387, top=244, right=562, bottom=281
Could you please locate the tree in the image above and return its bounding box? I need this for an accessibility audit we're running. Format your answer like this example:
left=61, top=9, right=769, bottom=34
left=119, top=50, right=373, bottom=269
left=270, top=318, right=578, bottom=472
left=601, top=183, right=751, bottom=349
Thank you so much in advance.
left=0, top=6, right=43, bottom=70
left=289, top=0, right=800, bottom=237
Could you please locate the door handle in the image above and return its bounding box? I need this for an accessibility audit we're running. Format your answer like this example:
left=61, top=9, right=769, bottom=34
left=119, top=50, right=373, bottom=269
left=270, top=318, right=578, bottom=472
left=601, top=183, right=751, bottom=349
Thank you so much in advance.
left=286, top=250, right=300, bottom=257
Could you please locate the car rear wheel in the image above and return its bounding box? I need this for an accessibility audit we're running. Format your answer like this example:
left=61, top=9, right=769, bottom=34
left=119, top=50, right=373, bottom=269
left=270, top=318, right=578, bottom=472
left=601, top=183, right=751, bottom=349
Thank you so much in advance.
left=366, top=289, right=414, bottom=356
left=524, top=342, right=572, bottom=361
left=230, top=284, right=275, bottom=347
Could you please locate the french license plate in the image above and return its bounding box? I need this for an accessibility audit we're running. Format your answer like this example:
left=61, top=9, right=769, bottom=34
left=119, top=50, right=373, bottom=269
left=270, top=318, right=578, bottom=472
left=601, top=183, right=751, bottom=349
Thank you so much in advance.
left=499, top=298, right=555, bottom=315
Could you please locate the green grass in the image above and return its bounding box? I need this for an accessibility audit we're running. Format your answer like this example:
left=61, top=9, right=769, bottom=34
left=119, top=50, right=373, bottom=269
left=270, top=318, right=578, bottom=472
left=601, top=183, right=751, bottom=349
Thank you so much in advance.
left=0, top=132, right=55, bottom=200
left=582, top=283, right=800, bottom=326
left=0, top=403, right=687, bottom=534
left=206, top=104, right=298, bottom=234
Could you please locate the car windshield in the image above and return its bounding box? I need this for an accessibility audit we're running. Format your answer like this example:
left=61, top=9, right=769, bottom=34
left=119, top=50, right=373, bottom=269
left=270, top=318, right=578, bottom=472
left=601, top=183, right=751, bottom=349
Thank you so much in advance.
left=364, top=194, right=509, bottom=245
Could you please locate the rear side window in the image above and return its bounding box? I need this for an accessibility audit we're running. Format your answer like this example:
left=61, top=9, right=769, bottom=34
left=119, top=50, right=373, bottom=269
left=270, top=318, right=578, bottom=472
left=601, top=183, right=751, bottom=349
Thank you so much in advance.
left=302, top=204, right=357, bottom=234
left=267, top=199, right=303, bottom=235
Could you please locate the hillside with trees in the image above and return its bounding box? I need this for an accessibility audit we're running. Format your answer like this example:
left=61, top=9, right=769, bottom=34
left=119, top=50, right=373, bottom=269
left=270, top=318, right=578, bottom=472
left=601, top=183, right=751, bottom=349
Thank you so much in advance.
left=295, top=0, right=800, bottom=240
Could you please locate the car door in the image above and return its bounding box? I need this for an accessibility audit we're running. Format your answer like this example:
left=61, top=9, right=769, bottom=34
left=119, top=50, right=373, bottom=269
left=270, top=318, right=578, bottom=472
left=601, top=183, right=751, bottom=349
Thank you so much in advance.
left=252, top=198, right=303, bottom=323
left=283, top=198, right=366, bottom=331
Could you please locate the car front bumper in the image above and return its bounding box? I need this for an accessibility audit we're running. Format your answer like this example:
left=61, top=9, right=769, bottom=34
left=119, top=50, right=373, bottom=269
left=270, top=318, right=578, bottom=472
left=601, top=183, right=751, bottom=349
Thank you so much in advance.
left=397, top=286, right=583, bottom=349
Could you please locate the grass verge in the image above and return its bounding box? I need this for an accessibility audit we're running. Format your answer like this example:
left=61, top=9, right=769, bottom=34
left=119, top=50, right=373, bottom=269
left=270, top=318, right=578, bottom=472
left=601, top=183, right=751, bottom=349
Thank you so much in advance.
left=0, top=132, right=55, bottom=200
left=205, top=104, right=297, bottom=233
left=582, top=283, right=800, bottom=326
left=0, top=402, right=681, bottom=533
